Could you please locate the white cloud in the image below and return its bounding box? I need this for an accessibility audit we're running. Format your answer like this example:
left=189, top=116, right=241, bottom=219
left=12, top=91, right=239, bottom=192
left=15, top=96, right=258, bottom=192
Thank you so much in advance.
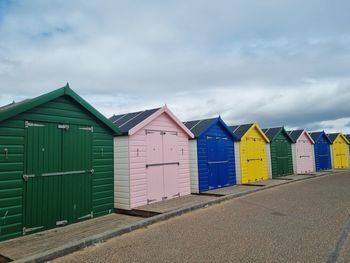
left=0, top=1, right=350, bottom=133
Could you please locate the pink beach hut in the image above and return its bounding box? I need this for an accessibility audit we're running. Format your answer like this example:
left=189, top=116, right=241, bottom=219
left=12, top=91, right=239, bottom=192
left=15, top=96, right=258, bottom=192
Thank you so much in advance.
left=110, top=106, right=194, bottom=210
left=288, top=129, right=315, bottom=174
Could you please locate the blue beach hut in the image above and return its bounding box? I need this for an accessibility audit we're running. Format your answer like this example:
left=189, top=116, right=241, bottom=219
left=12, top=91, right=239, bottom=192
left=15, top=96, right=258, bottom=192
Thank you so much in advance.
left=184, top=117, right=237, bottom=193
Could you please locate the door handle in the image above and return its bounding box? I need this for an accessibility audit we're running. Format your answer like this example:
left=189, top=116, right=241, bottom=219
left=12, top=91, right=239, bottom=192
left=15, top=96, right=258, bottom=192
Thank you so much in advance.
left=3, top=148, right=8, bottom=159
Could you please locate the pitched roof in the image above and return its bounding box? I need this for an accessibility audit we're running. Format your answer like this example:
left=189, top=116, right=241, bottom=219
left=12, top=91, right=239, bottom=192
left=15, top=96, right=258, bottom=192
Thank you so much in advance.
left=183, top=117, right=237, bottom=140
left=0, top=84, right=121, bottom=135
left=230, top=123, right=269, bottom=142
left=262, top=127, right=294, bottom=142
left=0, top=99, right=30, bottom=112
left=287, top=129, right=304, bottom=141
left=327, top=133, right=339, bottom=143
left=110, top=108, right=160, bottom=135
left=346, top=134, right=350, bottom=142
left=183, top=118, right=217, bottom=137
left=309, top=131, right=332, bottom=144
left=110, top=105, right=194, bottom=138
left=309, top=131, right=323, bottom=141
left=327, top=133, right=350, bottom=144
left=230, top=124, right=253, bottom=140
left=288, top=129, right=314, bottom=144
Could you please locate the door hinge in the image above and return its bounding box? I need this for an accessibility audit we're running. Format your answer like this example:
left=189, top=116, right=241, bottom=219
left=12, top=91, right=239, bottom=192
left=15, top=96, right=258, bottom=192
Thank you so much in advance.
left=25, top=121, right=45, bottom=128
left=23, top=174, right=35, bottom=181
left=80, top=126, right=94, bottom=132
left=56, top=220, right=68, bottom=226
left=78, top=212, right=93, bottom=220
left=90, top=169, right=95, bottom=175
left=58, top=124, right=70, bottom=130
left=23, top=226, right=44, bottom=235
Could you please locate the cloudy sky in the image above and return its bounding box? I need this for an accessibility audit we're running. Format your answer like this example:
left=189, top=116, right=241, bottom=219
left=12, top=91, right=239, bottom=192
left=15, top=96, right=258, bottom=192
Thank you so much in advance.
left=1, top=0, right=350, bottom=132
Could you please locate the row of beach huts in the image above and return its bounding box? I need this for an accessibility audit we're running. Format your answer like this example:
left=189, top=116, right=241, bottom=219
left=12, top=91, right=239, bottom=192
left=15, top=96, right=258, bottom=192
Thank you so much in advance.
left=0, top=84, right=349, bottom=241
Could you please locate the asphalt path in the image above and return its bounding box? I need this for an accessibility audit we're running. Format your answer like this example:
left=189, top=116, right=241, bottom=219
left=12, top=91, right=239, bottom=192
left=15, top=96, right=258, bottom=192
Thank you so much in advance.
left=55, top=172, right=350, bottom=263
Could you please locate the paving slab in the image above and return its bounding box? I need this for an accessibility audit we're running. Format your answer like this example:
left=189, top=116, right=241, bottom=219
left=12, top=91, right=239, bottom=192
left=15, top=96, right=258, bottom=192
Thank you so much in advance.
left=246, top=179, right=286, bottom=187
left=206, top=185, right=261, bottom=195
left=135, top=194, right=216, bottom=214
left=0, top=213, right=141, bottom=261
left=280, top=174, right=314, bottom=180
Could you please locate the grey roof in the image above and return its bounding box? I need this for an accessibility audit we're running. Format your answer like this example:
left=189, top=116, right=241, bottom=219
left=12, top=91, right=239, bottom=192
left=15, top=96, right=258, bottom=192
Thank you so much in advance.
left=183, top=118, right=217, bottom=138
left=229, top=123, right=254, bottom=140
left=262, top=127, right=283, bottom=141
left=346, top=134, right=350, bottom=142
left=110, top=108, right=161, bottom=135
left=0, top=99, right=30, bottom=112
left=309, top=131, right=332, bottom=144
left=309, top=131, right=323, bottom=141
left=262, top=127, right=294, bottom=142
left=327, top=133, right=340, bottom=143
left=287, top=129, right=304, bottom=141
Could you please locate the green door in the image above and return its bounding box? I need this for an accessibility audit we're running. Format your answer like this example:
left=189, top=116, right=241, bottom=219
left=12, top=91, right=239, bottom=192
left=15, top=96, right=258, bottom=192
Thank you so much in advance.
left=24, top=122, right=63, bottom=234
left=24, top=122, right=93, bottom=235
left=273, top=138, right=292, bottom=177
left=61, top=124, right=93, bottom=224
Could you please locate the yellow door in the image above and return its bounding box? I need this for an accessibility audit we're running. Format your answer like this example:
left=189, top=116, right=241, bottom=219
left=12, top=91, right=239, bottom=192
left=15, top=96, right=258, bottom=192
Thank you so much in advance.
left=340, top=141, right=349, bottom=168
left=333, top=139, right=349, bottom=169
left=257, top=138, right=268, bottom=181
left=246, top=137, right=256, bottom=183
left=242, top=132, right=268, bottom=183
left=333, top=142, right=340, bottom=168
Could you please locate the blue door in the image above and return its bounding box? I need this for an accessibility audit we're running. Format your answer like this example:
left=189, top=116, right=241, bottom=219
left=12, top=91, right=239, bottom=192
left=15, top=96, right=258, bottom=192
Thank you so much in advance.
left=317, top=139, right=331, bottom=170
left=207, top=136, right=229, bottom=189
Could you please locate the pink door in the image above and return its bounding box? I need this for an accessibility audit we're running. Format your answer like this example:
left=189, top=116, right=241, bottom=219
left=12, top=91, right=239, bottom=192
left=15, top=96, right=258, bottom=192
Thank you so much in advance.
left=297, top=139, right=312, bottom=173
left=146, top=130, right=164, bottom=203
left=162, top=131, right=179, bottom=199
left=304, top=141, right=313, bottom=172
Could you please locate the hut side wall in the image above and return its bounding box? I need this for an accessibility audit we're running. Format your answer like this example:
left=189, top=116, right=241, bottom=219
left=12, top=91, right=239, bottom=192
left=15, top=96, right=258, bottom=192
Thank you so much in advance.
left=114, top=136, right=130, bottom=210
left=266, top=144, right=272, bottom=179
left=188, top=140, right=199, bottom=193
left=234, top=142, right=241, bottom=184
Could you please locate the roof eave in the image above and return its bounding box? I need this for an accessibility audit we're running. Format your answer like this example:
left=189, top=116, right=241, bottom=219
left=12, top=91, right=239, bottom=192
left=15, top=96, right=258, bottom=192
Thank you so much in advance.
left=0, top=83, right=122, bottom=135
left=128, top=105, right=194, bottom=138
left=297, top=129, right=315, bottom=144
left=197, top=116, right=238, bottom=141
left=242, top=122, right=270, bottom=143
left=0, top=86, right=65, bottom=123
left=63, top=85, right=122, bottom=135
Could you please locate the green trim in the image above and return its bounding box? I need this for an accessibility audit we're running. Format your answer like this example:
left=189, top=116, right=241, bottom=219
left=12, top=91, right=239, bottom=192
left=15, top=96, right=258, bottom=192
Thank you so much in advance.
left=0, top=83, right=121, bottom=135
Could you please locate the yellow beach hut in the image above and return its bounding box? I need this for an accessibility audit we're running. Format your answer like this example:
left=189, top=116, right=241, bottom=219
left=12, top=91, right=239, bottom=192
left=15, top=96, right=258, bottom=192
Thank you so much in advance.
left=230, top=123, right=270, bottom=184
left=327, top=133, right=350, bottom=169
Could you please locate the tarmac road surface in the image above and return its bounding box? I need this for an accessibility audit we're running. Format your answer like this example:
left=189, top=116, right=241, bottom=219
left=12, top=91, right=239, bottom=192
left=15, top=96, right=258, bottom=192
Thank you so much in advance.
left=54, top=172, right=350, bottom=263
